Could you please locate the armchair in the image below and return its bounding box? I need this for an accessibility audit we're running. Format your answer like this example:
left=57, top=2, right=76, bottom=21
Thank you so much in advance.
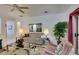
left=43, top=41, right=72, bottom=55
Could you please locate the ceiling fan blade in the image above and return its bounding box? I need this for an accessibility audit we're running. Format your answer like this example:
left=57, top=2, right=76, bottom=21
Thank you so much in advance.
left=11, top=8, right=15, bottom=12
left=18, top=8, right=24, bottom=13
left=14, top=5, right=24, bottom=13
left=6, top=4, right=25, bottom=13
left=19, top=7, right=29, bottom=9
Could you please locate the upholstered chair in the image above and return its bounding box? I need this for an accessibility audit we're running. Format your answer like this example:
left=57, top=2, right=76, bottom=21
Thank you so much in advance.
left=42, top=43, right=57, bottom=55
left=59, top=41, right=72, bottom=55
left=43, top=41, right=72, bottom=55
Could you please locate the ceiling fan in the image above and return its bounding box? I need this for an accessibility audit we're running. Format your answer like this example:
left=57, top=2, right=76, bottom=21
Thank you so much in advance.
left=7, top=4, right=29, bottom=14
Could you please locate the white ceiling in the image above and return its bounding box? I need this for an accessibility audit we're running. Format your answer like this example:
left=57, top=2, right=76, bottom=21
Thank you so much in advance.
left=0, top=4, right=73, bottom=18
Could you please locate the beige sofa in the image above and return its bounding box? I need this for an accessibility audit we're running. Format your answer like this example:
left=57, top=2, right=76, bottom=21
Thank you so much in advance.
left=23, top=32, right=45, bottom=49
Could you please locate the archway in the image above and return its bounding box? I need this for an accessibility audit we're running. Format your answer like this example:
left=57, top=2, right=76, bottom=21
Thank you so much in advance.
left=68, top=7, right=79, bottom=54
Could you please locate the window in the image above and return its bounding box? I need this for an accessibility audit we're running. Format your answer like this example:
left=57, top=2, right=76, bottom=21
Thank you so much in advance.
left=29, top=23, right=42, bottom=32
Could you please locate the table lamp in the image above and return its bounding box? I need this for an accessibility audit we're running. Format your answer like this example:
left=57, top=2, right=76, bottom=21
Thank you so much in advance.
left=44, top=29, right=50, bottom=43
left=43, top=28, right=50, bottom=43
left=19, top=28, right=24, bottom=37
left=44, top=28, right=49, bottom=36
left=23, top=28, right=29, bottom=37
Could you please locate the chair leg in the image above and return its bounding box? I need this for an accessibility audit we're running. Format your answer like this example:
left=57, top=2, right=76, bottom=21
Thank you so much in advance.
left=24, top=49, right=30, bottom=55
left=6, top=45, right=9, bottom=52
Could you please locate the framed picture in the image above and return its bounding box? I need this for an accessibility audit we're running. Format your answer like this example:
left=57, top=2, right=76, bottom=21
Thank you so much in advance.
left=8, top=25, right=13, bottom=30
left=29, top=23, right=42, bottom=32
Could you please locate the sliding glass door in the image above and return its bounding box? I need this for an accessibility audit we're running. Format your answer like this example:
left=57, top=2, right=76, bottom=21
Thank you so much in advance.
left=74, top=16, right=79, bottom=54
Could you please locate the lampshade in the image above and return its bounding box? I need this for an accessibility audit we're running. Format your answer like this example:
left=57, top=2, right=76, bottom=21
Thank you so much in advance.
left=19, top=28, right=24, bottom=35
left=23, top=28, right=29, bottom=34
left=43, top=28, right=49, bottom=35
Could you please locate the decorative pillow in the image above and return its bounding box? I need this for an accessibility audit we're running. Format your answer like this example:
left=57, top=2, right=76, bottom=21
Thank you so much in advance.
left=55, top=44, right=63, bottom=54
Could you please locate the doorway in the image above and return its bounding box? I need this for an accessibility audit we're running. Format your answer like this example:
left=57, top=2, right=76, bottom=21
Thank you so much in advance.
left=68, top=8, right=79, bottom=55
left=6, top=20, right=16, bottom=45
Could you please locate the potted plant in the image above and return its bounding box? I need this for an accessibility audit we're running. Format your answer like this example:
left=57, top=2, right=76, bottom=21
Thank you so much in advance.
left=53, top=21, right=68, bottom=45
